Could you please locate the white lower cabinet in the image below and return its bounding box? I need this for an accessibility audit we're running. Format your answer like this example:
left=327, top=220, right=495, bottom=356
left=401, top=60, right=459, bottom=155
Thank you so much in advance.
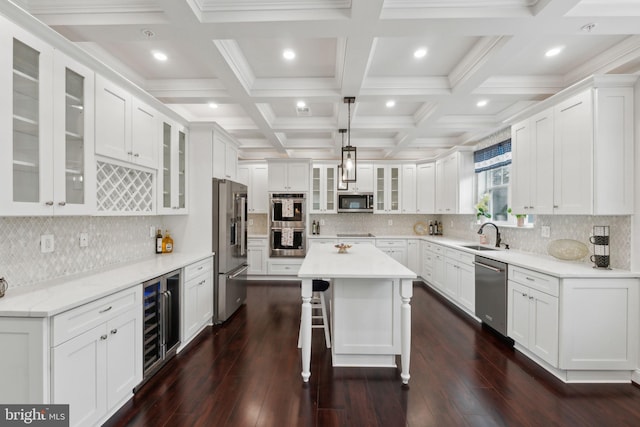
left=247, top=238, right=267, bottom=275
left=508, top=279, right=559, bottom=367
left=560, top=278, right=638, bottom=370
left=51, top=286, right=142, bottom=427
left=267, top=258, right=303, bottom=275
left=182, top=257, right=214, bottom=348
left=442, top=248, right=475, bottom=314
left=406, top=240, right=420, bottom=273
left=375, top=239, right=407, bottom=267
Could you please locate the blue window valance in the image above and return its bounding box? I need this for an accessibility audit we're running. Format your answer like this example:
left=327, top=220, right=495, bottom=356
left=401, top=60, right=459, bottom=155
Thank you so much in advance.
left=474, top=139, right=512, bottom=173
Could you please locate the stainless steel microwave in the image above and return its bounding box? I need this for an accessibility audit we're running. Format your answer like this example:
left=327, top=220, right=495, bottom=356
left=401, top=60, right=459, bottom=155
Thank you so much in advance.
left=338, top=193, right=374, bottom=213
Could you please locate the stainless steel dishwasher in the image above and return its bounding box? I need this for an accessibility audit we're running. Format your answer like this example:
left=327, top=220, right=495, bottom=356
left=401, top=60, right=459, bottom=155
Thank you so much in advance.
left=474, top=255, right=508, bottom=336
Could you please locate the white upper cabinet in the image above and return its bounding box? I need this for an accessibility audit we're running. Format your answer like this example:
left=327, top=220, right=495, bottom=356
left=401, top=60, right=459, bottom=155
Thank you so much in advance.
left=267, top=160, right=310, bottom=192
left=553, top=90, right=593, bottom=215
left=239, top=163, right=269, bottom=213
left=435, top=151, right=474, bottom=214
left=158, top=118, right=188, bottom=214
left=374, top=165, right=401, bottom=214
left=510, top=108, right=554, bottom=215
left=416, top=163, right=435, bottom=214
left=401, top=164, right=416, bottom=214
left=510, top=77, right=635, bottom=216
left=212, top=124, right=239, bottom=181
left=350, top=163, right=374, bottom=193
left=0, top=19, right=95, bottom=216
left=311, top=164, right=337, bottom=214
left=95, top=75, right=158, bottom=169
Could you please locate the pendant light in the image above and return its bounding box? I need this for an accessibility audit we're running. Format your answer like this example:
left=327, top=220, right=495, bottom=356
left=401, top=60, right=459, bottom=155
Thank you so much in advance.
left=341, top=97, right=357, bottom=183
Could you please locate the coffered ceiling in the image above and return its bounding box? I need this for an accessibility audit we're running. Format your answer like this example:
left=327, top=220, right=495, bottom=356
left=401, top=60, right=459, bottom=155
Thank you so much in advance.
left=12, top=0, right=640, bottom=161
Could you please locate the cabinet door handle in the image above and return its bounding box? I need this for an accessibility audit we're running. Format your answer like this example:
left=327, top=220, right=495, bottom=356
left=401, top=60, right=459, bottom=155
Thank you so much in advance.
left=521, top=293, right=527, bottom=297
left=111, top=329, right=118, bottom=334
left=529, top=296, right=534, bottom=300
left=134, top=153, right=140, bottom=157
left=127, top=151, right=133, bottom=155
left=525, top=277, right=535, bottom=281
left=58, top=201, right=66, bottom=206
left=100, top=334, right=108, bottom=340
left=99, top=306, right=112, bottom=314
left=45, top=201, right=54, bottom=206
left=198, top=280, right=206, bottom=286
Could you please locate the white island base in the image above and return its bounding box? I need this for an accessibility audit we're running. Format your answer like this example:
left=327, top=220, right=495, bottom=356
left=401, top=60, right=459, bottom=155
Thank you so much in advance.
left=298, top=243, right=416, bottom=384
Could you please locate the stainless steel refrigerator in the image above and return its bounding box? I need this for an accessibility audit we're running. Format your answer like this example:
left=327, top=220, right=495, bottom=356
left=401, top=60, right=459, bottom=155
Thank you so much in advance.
left=213, top=178, right=248, bottom=323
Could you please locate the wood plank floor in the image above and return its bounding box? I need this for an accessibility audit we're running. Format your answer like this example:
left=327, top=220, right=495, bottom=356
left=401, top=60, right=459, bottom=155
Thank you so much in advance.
left=104, top=281, right=640, bottom=427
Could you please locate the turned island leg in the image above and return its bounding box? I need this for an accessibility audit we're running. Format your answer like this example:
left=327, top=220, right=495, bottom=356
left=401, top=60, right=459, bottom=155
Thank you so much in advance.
left=400, top=278, right=413, bottom=385
left=301, top=278, right=312, bottom=382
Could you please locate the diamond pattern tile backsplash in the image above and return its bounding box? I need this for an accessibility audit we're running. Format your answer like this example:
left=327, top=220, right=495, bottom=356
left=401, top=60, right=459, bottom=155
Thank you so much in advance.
left=0, top=216, right=164, bottom=289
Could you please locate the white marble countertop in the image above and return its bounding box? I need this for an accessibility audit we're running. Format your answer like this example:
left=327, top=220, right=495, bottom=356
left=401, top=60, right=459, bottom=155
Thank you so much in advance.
left=299, top=243, right=416, bottom=279
left=307, top=234, right=639, bottom=278
left=0, top=252, right=214, bottom=318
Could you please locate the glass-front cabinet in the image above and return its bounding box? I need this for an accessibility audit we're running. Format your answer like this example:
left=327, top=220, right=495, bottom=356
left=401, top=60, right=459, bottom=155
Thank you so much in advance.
left=374, top=165, right=401, bottom=214
left=158, top=118, right=188, bottom=214
left=0, top=19, right=95, bottom=215
left=310, top=164, right=337, bottom=214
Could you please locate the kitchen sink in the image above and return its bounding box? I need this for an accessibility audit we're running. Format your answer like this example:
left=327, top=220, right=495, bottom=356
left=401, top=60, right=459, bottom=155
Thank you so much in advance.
left=462, top=245, right=497, bottom=251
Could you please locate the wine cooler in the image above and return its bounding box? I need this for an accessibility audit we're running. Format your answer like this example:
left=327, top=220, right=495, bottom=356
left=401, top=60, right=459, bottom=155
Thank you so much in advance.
left=136, top=269, right=181, bottom=391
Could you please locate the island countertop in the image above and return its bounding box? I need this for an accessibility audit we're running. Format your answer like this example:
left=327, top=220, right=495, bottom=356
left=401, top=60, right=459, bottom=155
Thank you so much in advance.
left=298, top=243, right=417, bottom=279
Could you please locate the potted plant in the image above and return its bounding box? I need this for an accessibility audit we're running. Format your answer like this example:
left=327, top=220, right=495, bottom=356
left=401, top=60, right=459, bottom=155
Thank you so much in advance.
left=507, top=208, right=526, bottom=227
left=475, top=193, right=491, bottom=221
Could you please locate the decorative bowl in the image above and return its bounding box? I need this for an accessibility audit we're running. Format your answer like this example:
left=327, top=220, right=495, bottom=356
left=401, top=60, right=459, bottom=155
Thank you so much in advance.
left=547, top=239, right=589, bottom=261
left=334, top=243, right=352, bottom=254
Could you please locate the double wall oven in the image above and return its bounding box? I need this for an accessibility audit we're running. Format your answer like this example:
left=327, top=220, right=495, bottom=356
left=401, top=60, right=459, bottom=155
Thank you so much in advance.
left=269, top=193, right=306, bottom=257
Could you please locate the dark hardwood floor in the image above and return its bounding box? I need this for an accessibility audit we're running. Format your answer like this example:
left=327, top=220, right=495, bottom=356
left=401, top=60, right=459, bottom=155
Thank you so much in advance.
left=104, top=281, right=640, bottom=427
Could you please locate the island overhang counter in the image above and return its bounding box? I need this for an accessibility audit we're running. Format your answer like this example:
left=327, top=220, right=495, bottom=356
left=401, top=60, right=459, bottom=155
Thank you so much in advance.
left=298, top=242, right=417, bottom=384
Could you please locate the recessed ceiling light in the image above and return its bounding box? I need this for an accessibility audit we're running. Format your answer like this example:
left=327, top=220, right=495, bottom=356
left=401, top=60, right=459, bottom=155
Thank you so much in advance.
left=386, top=100, right=396, bottom=108
left=208, top=103, right=218, bottom=109
left=414, top=48, right=427, bottom=59
left=283, top=49, right=296, bottom=60
left=152, top=51, right=168, bottom=61
left=545, top=46, right=564, bottom=57
left=477, top=100, right=488, bottom=107
left=296, top=101, right=306, bottom=108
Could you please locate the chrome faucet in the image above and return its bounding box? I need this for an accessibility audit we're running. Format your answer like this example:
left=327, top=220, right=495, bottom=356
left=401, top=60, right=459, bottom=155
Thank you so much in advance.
left=478, top=222, right=501, bottom=248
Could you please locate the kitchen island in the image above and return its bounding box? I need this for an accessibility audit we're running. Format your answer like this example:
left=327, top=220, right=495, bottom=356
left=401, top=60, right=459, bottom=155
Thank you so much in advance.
left=298, top=243, right=417, bottom=384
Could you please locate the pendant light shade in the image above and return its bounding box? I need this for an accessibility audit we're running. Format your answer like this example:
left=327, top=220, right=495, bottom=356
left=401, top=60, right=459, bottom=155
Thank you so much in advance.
left=341, top=97, right=357, bottom=183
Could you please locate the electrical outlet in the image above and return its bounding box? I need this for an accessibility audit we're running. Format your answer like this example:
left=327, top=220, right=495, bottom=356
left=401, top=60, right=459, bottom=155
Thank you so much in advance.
left=541, top=226, right=550, bottom=238
left=470, top=221, right=476, bottom=230
left=149, top=226, right=155, bottom=238
left=79, top=232, right=89, bottom=248
left=320, top=219, right=325, bottom=226
left=40, top=234, right=54, bottom=253
left=450, top=220, right=454, bottom=228
left=248, top=219, right=254, bottom=226
left=388, top=219, right=393, bottom=226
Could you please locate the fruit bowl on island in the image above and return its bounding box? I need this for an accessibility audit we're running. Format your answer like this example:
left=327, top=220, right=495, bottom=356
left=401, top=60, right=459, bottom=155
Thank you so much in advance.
left=335, top=243, right=352, bottom=254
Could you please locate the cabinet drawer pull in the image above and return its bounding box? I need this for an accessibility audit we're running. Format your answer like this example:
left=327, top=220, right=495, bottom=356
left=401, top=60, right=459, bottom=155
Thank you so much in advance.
left=198, top=280, right=206, bottom=286
left=521, top=293, right=527, bottom=297
left=127, top=151, right=133, bottom=155
left=525, top=277, right=535, bottom=281
left=45, top=201, right=54, bottom=206
left=134, top=153, right=140, bottom=157
left=110, top=329, right=118, bottom=334
left=100, top=334, right=108, bottom=340
left=99, top=306, right=113, bottom=314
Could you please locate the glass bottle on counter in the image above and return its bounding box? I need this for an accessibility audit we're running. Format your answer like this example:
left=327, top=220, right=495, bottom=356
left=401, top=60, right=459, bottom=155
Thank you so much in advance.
left=312, top=220, right=317, bottom=235
left=162, top=230, right=174, bottom=253
left=155, top=229, right=163, bottom=254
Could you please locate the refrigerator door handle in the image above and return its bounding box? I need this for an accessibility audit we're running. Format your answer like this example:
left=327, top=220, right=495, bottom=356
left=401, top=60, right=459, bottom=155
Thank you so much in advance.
left=240, top=196, right=247, bottom=256
left=228, top=264, right=249, bottom=279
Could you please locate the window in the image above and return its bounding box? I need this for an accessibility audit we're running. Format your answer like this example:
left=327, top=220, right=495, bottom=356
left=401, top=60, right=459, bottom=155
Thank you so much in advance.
left=474, top=138, right=532, bottom=226
left=477, top=165, right=510, bottom=222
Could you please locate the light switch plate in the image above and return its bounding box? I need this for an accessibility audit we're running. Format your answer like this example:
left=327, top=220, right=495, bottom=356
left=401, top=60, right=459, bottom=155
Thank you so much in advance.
left=388, top=219, right=393, bottom=226
left=541, top=225, right=550, bottom=238
left=41, top=234, right=54, bottom=253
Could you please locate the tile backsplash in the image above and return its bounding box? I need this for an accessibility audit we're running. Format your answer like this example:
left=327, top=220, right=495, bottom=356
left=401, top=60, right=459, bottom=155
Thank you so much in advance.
left=0, top=216, right=163, bottom=289
left=310, top=213, right=632, bottom=270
